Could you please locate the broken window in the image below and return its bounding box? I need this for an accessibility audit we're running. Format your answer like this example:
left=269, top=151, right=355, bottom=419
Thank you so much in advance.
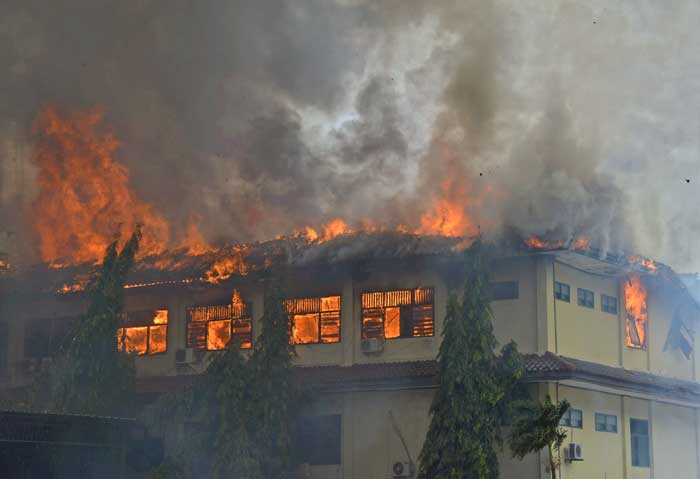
left=577, top=288, right=594, bottom=308
left=186, top=291, right=252, bottom=350
left=295, top=415, right=342, bottom=466
left=117, top=309, right=169, bottom=356
left=361, top=288, right=434, bottom=340
left=601, top=294, right=618, bottom=315
left=663, top=308, right=694, bottom=359
left=286, top=296, right=341, bottom=344
left=490, top=281, right=519, bottom=300
left=625, top=276, right=648, bottom=350
left=554, top=281, right=570, bottom=302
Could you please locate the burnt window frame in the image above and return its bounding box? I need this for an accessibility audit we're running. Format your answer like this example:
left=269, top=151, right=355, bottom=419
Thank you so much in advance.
left=117, top=309, right=169, bottom=356
left=595, top=412, right=618, bottom=433
left=295, top=414, right=342, bottom=466
left=361, top=287, right=435, bottom=340
left=490, top=281, right=519, bottom=300
left=554, top=281, right=570, bottom=302
left=186, top=301, right=253, bottom=351
left=601, top=294, right=618, bottom=315
left=559, top=408, right=583, bottom=428
left=577, top=288, right=595, bottom=309
left=286, top=295, right=342, bottom=345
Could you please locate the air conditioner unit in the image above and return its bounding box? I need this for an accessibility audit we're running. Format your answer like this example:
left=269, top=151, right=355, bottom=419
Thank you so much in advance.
left=175, top=348, right=196, bottom=364
left=361, top=337, right=384, bottom=354
left=392, top=461, right=415, bottom=478
left=564, top=443, right=583, bottom=462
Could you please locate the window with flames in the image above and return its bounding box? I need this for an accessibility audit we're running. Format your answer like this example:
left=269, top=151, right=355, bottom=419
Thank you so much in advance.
left=117, top=309, right=168, bottom=356
left=186, top=294, right=252, bottom=350
left=286, top=296, right=341, bottom=344
left=361, top=288, right=434, bottom=340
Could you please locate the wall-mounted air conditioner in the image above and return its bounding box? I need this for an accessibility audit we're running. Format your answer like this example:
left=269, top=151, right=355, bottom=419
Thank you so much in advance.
left=361, top=337, right=384, bottom=354
left=392, top=461, right=415, bottom=478
left=564, top=443, right=584, bottom=462
left=175, top=348, right=196, bottom=364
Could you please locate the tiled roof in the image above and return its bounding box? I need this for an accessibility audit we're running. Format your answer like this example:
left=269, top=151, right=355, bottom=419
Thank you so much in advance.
left=134, top=352, right=700, bottom=403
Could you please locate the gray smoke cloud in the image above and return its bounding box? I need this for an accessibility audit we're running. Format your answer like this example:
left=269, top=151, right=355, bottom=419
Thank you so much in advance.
left=1, top=1, right=699, bottom=270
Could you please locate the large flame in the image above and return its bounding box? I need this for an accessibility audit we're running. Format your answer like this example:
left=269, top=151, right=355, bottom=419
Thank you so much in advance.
left=202, top=245, right=250, bottom=283
left=624, top=275, right=648, bottom=349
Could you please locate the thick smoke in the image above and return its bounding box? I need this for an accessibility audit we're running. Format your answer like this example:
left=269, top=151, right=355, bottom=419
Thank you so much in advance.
left=1, top=1, right=699, bottom=269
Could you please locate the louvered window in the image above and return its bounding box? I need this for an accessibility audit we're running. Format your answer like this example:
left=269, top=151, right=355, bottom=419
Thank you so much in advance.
left=286, top=296, right=341, bottom=344
left=187, top=301, right=252, bottom=350
left=361, top=288, right=434, bottom=340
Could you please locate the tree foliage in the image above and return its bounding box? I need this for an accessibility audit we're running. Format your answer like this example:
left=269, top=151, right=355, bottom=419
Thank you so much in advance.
left=153, top=274, right=301, bottom=479
left=509, top=396, right=570, bottom=479
left=45, top=228, right=141, bottom=416
left=418, top=237, right=524, bottom=479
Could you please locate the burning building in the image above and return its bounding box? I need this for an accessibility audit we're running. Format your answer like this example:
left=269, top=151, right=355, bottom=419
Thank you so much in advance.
left=2, top=232, right=700, bottom=478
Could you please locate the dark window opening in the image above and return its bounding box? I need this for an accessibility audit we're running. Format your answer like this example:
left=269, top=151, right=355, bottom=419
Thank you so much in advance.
left=630, top=418, right=650, bottom=467
left=187, top=292, right=252, bottom=350
left=577, top=288, right=594, bottom=309
left=554, top=282, right=570, bottom=302
left=286, top=296, right=341, bottom=344
left=595, top=413, right=617, bottom=433
left=296, top=415, right=341, bottom=466
left=361, top=288, right=434, bottom=340
left=559, top=408, right=583, bottom=428
left=490, top=281, right=519, bottom=300
left=601, top=294, right=618, bottom=315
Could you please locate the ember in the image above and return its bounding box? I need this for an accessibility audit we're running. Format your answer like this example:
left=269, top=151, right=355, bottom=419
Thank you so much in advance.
left=625, top=275, right=648, bottom=349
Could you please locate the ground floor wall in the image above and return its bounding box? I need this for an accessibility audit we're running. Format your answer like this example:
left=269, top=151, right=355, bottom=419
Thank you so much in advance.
left=300, top=384, right=700, bottom=479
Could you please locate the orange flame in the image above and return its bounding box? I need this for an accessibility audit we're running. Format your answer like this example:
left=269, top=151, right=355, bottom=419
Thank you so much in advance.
left=202, top=246, right=250, bottom=283
left=416, top=176, right=479, bottom=237
left=628, top=255, right=657, bottom=271
left=525, top=237, right=564, bottom=249
left=625, top=275, right=648, bottom=349
left=153, top=309, right=169, bottom=324
left=301, top=218, right=352, bottom=244
left=0, top=260, right=11, bottom=272
left=32, top=107, right=171, bottom=266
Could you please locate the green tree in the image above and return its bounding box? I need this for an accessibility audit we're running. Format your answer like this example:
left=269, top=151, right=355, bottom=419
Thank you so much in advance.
left=418, top=237, right=524, bottom=479
left=509, top=396, right=570, bottom=479
left=47, top=228, right=141, bottom=416
left=151, top=274, right=301, bottom=479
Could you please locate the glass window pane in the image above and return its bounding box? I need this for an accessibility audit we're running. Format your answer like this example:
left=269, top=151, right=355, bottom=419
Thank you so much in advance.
left=207, top=319, right=232, bottom=350
left=149, top=325, right=168, bottom=354
left=321, top=296, right=340, bottom=312
left=293, top=313, right=320, bottom=344
left=122, top=326, right=148, bottom=355
left=153, top=309, right=169, bottom=324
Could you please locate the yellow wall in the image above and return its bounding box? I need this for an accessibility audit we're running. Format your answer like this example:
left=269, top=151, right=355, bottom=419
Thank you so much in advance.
left=652, top=401, right=698, bottom=478
left=553, top=262, right=621, bottom=366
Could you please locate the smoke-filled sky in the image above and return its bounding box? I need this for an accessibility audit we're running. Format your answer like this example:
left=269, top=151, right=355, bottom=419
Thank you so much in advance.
left=1, top=1, right=699, bottom=270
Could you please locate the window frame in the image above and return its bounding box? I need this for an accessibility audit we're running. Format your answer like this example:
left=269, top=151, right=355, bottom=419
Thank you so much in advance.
left=630, top=418, right=650, bottom=467
left=296, top=414, right=342, bottom=466
left=595, top=413, right=618, bottom=433
left=554, top=281, right=571, bottom=302
left=186, top=301, right=253, bottom=351
left=490, top=281, right=519, bottom=301
left=286, top=295, right=342, bottom=345
left=601, top=294, right=618, bottom=315
left=117, top=309, right=169, bottom=356
left=559, top=408, right=583, bottom=428
left=577, top=288, right=595, bottom=309
left=360, top=287, right=435, bottom=341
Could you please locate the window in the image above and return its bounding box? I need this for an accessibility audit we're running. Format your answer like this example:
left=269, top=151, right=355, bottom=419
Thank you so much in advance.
left=595, top=413, right=618, bottom=433
left=187, top=292, right=252, bottom=350
left=24, top=317, right=77, bottom=360
left=361, top=288, right=434, bottom=340
left=286, top=296, right=341, bottom=344
left=630, top=419, right=650, bottom=467
left=601, top=294, right=618, bottom=314
left=117, top=309, right=168, bottom=355
left=559, top=408, right=583, bottom=428
left=554, top=282, right=570, bottom=302
left=0, top=321, right=7, bottom=373
left=577, top=288, right=594, bottom=308
left=490, top=281, right=519, bottom=300
left=296, top=415, right=341, bottom=466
